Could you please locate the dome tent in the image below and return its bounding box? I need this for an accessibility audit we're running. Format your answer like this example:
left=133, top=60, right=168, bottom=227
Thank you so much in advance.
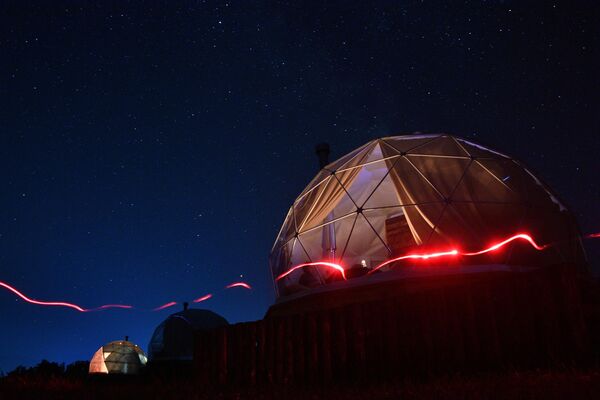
left=270, top=134, right=585, bottom=299
left=149, top=304, right=228, bottom=362
left=89, top=338, right=147, bottom=374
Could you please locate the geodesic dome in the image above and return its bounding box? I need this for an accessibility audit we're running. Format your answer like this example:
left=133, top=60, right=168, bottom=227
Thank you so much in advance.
left=89, top=339, right=147, bottom=374
left=270, top=134, right=584, bottom=298
left=149, top=308, right=228, bottom=362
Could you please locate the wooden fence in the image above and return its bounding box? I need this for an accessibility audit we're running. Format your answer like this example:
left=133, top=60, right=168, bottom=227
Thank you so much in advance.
left=194, top=266, right=589, bottom=386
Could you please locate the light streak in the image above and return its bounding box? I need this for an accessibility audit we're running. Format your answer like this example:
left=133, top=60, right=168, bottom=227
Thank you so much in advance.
left=85, top=304, right=134, bottom=311
left=369, top=250, right=459, bottom=273
left=225, top=282, right=252, bottom=290
left=0, top=280, right=133, bottom=312
left=277, top=233, right=549, bottom=280
left=276, top=261, right=346, bottom=281
left=193, top=293, right=212, bottom=303
left=586, top=232, right=600, bottom=239
left=0, top=280, right=86, bottom=312
left=460, top=233, right=545, bottom=255
left=153, top=301, right=178, bottom=311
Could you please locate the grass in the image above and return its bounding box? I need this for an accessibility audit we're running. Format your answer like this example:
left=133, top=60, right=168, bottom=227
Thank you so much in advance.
left=2, top=368, right=600, bottom=399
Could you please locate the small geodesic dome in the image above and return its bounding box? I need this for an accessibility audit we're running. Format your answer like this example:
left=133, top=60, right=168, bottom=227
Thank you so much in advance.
left=89, top=339, right=147, bottom=374
left=270, top=134, right=585, bottom=298
left=148, top=308, right=228, bottom=362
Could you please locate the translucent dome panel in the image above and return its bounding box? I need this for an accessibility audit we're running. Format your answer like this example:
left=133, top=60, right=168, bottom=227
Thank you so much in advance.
left=88, top=341, right=147, bottom=374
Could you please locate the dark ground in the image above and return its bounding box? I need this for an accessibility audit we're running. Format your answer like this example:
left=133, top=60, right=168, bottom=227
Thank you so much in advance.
left=2, top=368, right=600, bottom=400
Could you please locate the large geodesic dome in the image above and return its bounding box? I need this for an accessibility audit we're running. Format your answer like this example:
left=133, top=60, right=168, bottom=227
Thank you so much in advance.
left=270, top=134, right=585, bottom=299
left=89, top=339, right=147, bottom=374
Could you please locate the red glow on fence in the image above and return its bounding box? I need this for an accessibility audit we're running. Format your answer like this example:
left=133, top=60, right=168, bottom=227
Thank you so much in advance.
left=153, top=301, right=178, bottom=311
left=225, top=282, right=252, bottom=290
left=276, top=262, right=347, bottom=281
left=193, top=293, right=213, bottom=303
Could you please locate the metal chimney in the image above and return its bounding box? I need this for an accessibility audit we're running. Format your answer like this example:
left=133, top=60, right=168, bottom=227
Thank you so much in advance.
left=315, top=143, right=330, bottom=170
left=183, top=301, right=189, bottom=311
left=125, top=336, right=129, bottom=342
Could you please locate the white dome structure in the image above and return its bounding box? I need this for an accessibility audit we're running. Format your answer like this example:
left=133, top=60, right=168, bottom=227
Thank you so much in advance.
left=89, top=338, right=147, bottom=374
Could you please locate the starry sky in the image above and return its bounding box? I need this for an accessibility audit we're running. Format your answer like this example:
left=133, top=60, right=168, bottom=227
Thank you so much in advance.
left=0, top=1, right=598, bottom=372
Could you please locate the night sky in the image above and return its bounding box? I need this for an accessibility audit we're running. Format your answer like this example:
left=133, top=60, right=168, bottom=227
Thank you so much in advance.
left=0, top=1, right=598, bottom=373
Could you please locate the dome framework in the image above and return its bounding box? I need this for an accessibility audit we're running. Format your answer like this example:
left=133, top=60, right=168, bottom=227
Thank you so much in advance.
left=270, top=134, right=583, bottom=298
left=89, top=340, right=147, bottom=374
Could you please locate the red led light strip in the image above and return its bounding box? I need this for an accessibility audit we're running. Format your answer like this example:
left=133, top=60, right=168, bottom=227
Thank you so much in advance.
left=276, top=233, right=549, bottom=281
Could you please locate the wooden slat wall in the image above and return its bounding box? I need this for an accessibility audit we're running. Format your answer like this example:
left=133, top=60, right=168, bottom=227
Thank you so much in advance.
left=194, top=268, right=590, bottom=386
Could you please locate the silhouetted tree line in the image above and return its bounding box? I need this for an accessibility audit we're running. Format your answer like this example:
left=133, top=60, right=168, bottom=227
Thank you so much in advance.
left=2, top=360, right=89, bottom=379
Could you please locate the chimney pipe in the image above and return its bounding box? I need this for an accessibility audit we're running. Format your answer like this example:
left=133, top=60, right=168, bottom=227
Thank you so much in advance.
left=315, top=143, right=330, bottom=170
left=125, top=336, right=129, bottom=342
left=183, top=302, right=189, bottom=311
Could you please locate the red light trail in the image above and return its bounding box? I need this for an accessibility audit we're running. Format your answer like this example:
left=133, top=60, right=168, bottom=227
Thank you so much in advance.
left=277, top=233, right=549, bottom=281
left=276, top=261, right=347, bottom=281
left=86, top=304, right=134, bottom=311
left=460, top=233, right=545, bottom=255
left=369, top=233, right=544, bottom=273
left=369, top=250, right=460, bottom=274
left=0, top=280, right=132, bottom=312
left=225, top=282, right=252, bottom=290
left=193, top=293, right=213, bottom=303
left=153, top=301, right=178, bottom=311
left=0, top=280, right=86, bottom=312
left=2, top=232, right=595, bottom=312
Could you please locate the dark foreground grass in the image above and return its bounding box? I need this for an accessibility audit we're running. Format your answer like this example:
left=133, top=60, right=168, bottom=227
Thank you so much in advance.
left=2, top=369, right=600, bottom=400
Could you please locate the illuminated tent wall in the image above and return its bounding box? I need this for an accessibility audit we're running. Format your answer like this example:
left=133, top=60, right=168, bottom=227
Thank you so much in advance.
left=270, top=134, right=585, bottom=299
left=149, top=306, right=228, bottom=362
left=89, top=339, right=147, bottom=374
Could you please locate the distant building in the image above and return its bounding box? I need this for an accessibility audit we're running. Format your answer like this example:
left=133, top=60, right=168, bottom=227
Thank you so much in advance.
left=89, top=338, right=147, bottom=374
left=149, top=303, right=228, bottom=362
